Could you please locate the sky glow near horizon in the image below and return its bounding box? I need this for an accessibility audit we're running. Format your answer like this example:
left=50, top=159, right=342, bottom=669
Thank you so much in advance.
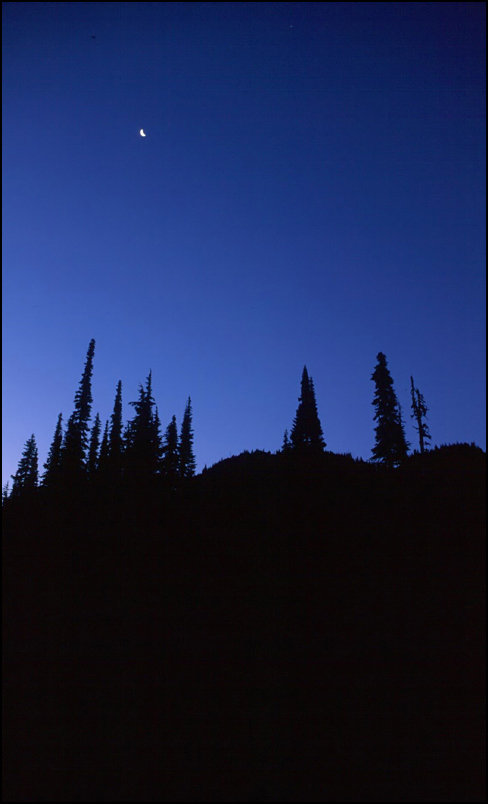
left=2, top=2, right=486, bottom=486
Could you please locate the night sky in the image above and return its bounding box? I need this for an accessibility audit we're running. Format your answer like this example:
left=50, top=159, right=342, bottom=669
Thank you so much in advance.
left=2, top=2, right=486, bottom=485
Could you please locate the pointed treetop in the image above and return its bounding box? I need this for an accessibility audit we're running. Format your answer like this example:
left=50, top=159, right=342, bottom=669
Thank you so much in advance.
left=410, top=375, right=431, bottom=453
left=108, top=380, right=123, bottom=465
left=179, top=397, right=196, bottom=478
left=60, top=339, right=96, bottom=477
left=42, top=413, right=63, bottom=486
left=290, top=365, right=326, bottom=452
left=11, top=434, right=39, bottom=496
left=162, top=414, right=179, bottom=482
left=371, top=352, right=409, bottom=466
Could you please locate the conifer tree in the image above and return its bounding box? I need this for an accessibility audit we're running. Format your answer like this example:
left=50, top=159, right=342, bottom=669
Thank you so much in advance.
left=60, top=339, right=96, bottom=480
left=397, top=402, right=411, bottom=462
left=42, top=413, right=63, bottom=487
left=410, top=376, right=431, bottom=453
left=125, top=371, right=160, bottom=479
left=371, top=352, right=409, bottom=467
left=87, top=413, right=101, bottom=480
left=98, top=420, right=110, bottom=478
left=146, top=375, right=162, bottom=476
left=179, top=397, right=196, bottom=478
left=124, top=383, right=148, bottom=470
left=2, top=482, right=10, bottom=505
left=290, top=366, right=326, bottom=452
left=11, top=434, right=38, bottom=496
left=153, top=406, right=163, bottom=471
left=162, top=415, right=179, bottom=483
left=282, top=429, right=291, bottom=452
left=107, top=380, right=124, bottom=477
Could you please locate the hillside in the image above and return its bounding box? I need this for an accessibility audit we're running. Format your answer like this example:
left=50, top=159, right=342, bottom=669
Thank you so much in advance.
left=3, top=444, right=486, bottom=801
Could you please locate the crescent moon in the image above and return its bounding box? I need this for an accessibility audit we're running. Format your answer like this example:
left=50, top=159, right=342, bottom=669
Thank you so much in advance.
left=140, top=129, right=146, bottom=137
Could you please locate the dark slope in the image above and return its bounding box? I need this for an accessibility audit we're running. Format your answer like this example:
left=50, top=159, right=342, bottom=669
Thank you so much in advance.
left=3, top=445, right=485, bottom=801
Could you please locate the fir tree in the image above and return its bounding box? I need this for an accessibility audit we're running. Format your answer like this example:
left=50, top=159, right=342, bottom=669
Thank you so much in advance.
left=162, top=415, right=179, bottom=484
left=11, top=434, right=38, bottom=496
left=2, top=481, right=10, bottom=505
left=179, top=397, right=196, bottom=478
left=290, top=366, right=326, bottom=452
left=282, top=429, right=291, bottom=452
left=87, top=412, right=101, bottom=480
left=410, top=376, right=431, bottom=453
left=125, top=371, right=160, bottom=479
left=125, top=383, right=148, bottom=469
left=146, top=374, right=162, bottom=476
left=42, top=413, right=63, bottom=487
left=98, top=420, right=110, bottom=478
left=60, top=339, right=96, bottom=480
left=108, top=380, right=124, bottom=477
left=153, top=406, right=163, bottom=471
left=397, top=402, right=411, bottom=462
left=371, top=352, right=409, bottom=467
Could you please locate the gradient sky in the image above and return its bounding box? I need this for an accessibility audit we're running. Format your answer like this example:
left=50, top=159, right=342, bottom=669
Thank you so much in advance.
left=3, top=1, right=486, bottom=485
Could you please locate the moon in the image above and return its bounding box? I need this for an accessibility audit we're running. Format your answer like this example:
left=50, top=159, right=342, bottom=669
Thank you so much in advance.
left=139, top=129, right=146, bottom=137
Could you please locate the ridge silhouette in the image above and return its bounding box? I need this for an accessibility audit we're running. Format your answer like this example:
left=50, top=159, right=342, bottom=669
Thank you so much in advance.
left=3, top=339, right=485, bottom=802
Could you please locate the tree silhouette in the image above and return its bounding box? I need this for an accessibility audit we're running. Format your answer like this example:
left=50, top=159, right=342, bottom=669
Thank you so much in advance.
left=397, top=402, right=411, bottom=463
left=153, top=406, right=163, bottom=471
left=290, top=366, right=326, bottom=452
left=162, top=414, right=179, bottom=484
left=179, top=397, right=196, bottom=478
left=2, top=482, right=10, bottom=505
left=410, top=376, right=431, bottom=453
left=125, top=371, right=160, bottom=479
left=60, top=339, right=96, bottom=481
left=282, top=429, right=291, bottom=452
left=107, top=380, right=124, bottom=478
left=371, top=352, right=409, bottom=467
left=98, top=420, right=110, bottom=479
left=146, top=374, right=162, bottom=476
left=87, top=412, right=101, bottom=480
left=11, top=434, right=38, bottom=496
left=42, top=413, right=63, bottom=487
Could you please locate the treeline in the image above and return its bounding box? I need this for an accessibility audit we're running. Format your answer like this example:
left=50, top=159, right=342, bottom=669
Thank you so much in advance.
left=5, top=340, right=433, bottom=502
left=281, top=356, right=430, bottom=468
left=5, top=339, right=196, bottom=502
left=3, top=344, right=485, bottom=804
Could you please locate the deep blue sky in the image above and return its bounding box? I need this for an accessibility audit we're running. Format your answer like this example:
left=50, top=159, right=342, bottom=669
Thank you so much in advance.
left=3, top=2, right=486, bottom=484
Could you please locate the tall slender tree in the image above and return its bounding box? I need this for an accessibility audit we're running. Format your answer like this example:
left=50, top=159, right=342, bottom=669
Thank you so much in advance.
left=42, top=413, right=63, bottom=487
left=60, top=338, right=96, bottom=480
left=11, top=434, right=38, bottom=496
left=162, top=415, right=179, bottom=483
left=107, top=380, right=124, bottom=478
left=153, top=406, right=163, bottom=471
left=98, top=420, right=110, bottom=479
left=290, top=366, right=326, bottom=452
left=179, top=397, right=196, bottom=478
left=397, top=402, right=411, bottom=463
left=410, top=376, right=431, bottom=453
left=87, top=412, right=101, bottom=480
left=2, top=482, right=10, bottom=505
left=146, top=373, right=162, bottom=476
left=125, top=371, right=160, bottom=479
left=125, top=383, right=148, bottom=468
left=371, top=352, right=409, bottom=467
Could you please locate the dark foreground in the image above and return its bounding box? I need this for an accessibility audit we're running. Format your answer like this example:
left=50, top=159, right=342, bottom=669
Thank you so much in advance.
left=3, top=445, right=486, bottom=801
